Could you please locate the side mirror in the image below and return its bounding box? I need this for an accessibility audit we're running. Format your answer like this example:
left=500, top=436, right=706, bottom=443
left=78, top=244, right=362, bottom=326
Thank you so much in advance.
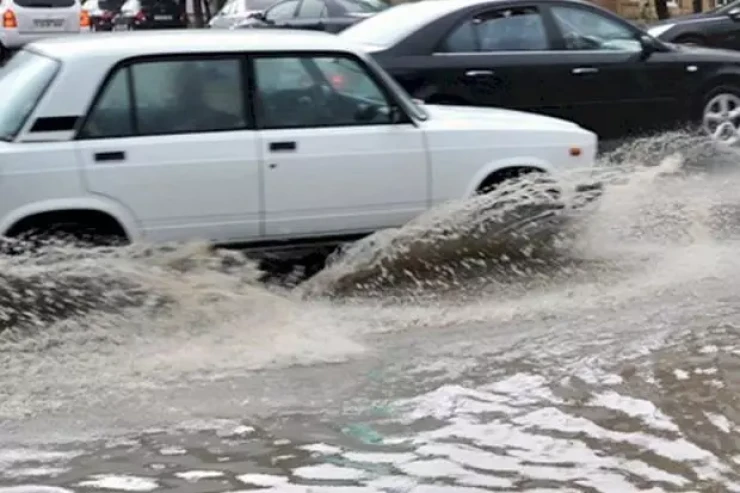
left=355, top=104, right=380, bottom=122
left=728, top=7, right=740, bottom=20
left=638, top=34, right=663, bottom=56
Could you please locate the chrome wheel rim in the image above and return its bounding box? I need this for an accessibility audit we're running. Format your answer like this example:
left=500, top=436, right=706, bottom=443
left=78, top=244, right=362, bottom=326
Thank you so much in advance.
left=703, top=92, right=740, bottom=146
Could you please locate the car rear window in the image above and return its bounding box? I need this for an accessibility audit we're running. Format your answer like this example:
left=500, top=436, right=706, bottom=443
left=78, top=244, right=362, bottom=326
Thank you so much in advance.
left=334, top=0, right=387, bottom=14
left=140, top=0, right=179, bottom=8
left=12, top=0, right=76, bottom=8
left=0, top=50, right=60, bottom=141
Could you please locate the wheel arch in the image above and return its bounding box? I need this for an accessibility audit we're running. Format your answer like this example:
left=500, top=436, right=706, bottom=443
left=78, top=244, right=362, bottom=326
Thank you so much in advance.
left=0, top=198, right=141, bottom=241
left=464, top=158, right=555, bottom=197
left=692, top=69, right=740, bottom=120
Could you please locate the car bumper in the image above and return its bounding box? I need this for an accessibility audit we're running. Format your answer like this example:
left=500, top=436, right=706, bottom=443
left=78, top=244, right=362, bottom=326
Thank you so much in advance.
left=0, top=28, right=91, bottom=49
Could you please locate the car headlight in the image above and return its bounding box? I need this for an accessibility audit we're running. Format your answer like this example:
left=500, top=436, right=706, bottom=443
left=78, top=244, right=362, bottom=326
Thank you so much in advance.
left=647, top=23, right=675, bottom=38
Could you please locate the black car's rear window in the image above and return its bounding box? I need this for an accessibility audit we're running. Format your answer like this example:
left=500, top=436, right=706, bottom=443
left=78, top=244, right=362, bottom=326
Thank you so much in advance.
left=99, top=0, right=124, bottom=9
left=12, top=0, right=76, bottom=8
left=140, top=0, right=179, bottom=8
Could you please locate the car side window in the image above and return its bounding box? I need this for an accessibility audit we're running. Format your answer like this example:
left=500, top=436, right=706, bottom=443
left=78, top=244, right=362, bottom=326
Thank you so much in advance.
left=254, top=55, right=395, bottom=129
left=131, top=59, right=247, bottom=135
left=79, top=69, right=134, bottom=139
left=440, top=6, right=548, bottom=53
left=265, top=0, right=299, bottom=21
left=297, top=0, right=326, bottom=17
left=79, top=57, right=248, bottom=139
left=550, top=5, right=642, bottom=51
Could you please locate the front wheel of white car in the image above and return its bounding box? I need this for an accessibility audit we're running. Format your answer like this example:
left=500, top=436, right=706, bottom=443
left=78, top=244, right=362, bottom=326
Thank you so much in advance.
left=701, top=86, right=740, bottom=146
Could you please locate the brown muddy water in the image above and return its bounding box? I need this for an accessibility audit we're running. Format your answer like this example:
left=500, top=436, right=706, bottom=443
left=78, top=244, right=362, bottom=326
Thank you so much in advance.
left=1, top=133, right=740, bottom=493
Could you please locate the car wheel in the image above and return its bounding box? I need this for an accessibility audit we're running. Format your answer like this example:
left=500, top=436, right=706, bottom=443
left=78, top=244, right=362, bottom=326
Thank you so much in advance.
left=5, top=222, right=124, bottom=255
left=701, top=86, right=740, bottom=146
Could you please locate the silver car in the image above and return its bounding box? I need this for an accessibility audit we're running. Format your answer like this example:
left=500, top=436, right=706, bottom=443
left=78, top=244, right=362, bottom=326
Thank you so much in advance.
left=208, top=0, right=277, bottom=29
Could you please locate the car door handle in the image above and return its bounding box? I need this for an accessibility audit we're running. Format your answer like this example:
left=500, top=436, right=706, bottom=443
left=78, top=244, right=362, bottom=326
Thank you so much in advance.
left=572, top=67, right=599, bottom=75
left=94, top=151, right=126, bottom=162
left=465, top=70, right=494, bottom=77
left=269, top=141, right=296, bottom=152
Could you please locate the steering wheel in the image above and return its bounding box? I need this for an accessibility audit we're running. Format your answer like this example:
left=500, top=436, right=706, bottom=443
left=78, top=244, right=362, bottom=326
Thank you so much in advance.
left=564, top=31, right=602, bottom=50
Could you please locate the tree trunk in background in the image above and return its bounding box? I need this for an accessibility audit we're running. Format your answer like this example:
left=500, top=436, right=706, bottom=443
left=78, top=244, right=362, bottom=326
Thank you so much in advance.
left=202, top=0, right=211, bottom=21
left=193, top=0, right=204, bottom=27
left=654, top=0, right=670, bottom=19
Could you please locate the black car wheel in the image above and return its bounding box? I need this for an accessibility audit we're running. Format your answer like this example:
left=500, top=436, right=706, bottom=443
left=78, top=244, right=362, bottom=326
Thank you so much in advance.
left=701, top=85, right=740, bottom=146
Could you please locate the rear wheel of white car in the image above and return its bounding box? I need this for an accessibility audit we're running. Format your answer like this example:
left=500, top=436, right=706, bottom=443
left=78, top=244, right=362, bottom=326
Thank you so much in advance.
left=2, top=215, right=128, bottom=255
left=701, top=86, right=740, bottom=146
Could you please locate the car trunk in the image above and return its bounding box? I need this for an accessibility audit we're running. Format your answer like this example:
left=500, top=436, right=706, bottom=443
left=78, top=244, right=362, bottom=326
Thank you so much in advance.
left=140, top=0, right=181, bottom=24
left=14, top=0, right=80, bottom=34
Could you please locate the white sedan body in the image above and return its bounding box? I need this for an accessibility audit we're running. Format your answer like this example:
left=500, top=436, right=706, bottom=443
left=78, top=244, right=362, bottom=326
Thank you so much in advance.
left=0, top=29, right=597, bottom=247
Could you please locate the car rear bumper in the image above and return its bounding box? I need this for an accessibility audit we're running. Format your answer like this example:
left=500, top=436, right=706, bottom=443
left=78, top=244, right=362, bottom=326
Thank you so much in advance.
left=0, top=28, right=91, bottom=49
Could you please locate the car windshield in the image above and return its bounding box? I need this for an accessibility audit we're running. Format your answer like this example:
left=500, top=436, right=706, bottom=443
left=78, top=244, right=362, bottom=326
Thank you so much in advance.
left=99, top=0, right=125, bottom=9
left=0, top=50, right=60, bottom=142
left=706, top=0, right=739, bottom=14
left=339, top=0, right=459, bottom=47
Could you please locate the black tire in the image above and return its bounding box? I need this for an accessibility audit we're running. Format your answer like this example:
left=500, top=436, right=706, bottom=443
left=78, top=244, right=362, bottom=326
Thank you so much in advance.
left=696, top=84, right=740, bottom=143
left=3, top=221, right=126, bottom=255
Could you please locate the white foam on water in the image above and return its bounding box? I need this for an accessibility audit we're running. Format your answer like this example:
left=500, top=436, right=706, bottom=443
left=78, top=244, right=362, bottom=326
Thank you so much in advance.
left=0, top=488, right=73, bottom=493
left=236, top=473, right=289, bottom=486
left=173, top=470, right=225, bottom=481
left=76, top=474, right=159, bottom=491
left=293, top=463, right=367, bottom=481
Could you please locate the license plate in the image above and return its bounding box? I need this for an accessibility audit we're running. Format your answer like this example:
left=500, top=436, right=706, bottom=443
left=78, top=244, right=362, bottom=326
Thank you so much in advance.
left=154, top=14, right=172, bottom=20
left=33, top=18, right=65, bottom=29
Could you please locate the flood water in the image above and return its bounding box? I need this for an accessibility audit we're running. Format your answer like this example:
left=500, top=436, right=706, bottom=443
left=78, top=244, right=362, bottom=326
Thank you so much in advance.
left=1, top=133, right=740, bottom=492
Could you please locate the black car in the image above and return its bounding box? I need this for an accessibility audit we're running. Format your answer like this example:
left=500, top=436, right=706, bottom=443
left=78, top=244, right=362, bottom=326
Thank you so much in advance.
left=339, top=0, right=740, bottom=144
left=82, top=0, right=126, bottom=30
left=112, top=0, right=187, bottom=29
left=647, top=0, right=740, bottom=48
left=234, top=0, right=388, bottom=33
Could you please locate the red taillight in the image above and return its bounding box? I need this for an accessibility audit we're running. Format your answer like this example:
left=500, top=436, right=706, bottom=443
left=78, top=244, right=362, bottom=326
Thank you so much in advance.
left=2, top=10, right=17, bottom=28
left=80, top=9, right=90, bottom=27
left=134, top=10, right=145, bottom=21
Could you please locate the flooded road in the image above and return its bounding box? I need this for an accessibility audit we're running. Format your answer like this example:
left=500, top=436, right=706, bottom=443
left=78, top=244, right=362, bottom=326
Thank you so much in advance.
left=1, top=134, right=740, bottom=492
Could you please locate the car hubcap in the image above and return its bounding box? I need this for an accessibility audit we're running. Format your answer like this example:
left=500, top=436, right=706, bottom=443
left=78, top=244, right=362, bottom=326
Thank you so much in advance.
left=703, top=93, right=740, bottom=145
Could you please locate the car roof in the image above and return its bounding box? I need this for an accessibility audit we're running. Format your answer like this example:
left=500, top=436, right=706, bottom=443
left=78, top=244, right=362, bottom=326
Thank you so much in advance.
left=27, top=29, right=354, bottom=61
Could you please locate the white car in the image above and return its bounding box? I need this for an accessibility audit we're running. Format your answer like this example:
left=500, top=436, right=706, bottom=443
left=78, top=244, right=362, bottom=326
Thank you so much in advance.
left=0, top=0, right=90, bottom=59
left=0, top=29, right=597, bottom=251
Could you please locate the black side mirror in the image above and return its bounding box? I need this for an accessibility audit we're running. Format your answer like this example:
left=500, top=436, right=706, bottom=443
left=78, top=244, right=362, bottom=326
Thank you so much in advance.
left=355, top=104, right=380, bottom=122
left=728, top=7, right=740, bottom=20
left=638, top=34, right=663, bottom=56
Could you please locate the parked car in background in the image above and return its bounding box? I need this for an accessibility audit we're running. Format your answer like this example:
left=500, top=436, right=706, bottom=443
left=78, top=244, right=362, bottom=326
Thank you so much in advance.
left=112, top=0, right=186, bottom=29
left=0, top=0, right=89, bottom=59
left=647, top=0, right=740, bottom=48
left=232, top=0, right=387, bottom=33
left=208, top=0, right=277, bottom=28
left=82, top=0, right=125, bottom=30
left=0, top=30, right=595, bottom=251
left=339, top=0, right=740, bottom=146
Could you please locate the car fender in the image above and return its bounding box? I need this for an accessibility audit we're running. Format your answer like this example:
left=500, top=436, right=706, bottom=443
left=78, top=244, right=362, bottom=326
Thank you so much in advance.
left=0, top=196, right=143, bottom=241
left=463, top=157, right=557, bottom=198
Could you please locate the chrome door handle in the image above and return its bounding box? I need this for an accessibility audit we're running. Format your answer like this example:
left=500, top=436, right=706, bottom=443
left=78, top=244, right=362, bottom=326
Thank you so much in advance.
left=572, top=67, right=599, bottom=75
left=465, top=70, right=494, bottom=77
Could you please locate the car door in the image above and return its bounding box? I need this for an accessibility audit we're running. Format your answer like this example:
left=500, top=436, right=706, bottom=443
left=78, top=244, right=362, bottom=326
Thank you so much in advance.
left=75, top=56, right=262, bottom=244
left=541, top=2, right=650, bottom=139
left=252, top=53, right=428, bottom=239
left=407, top=5, right=567, bottom=120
